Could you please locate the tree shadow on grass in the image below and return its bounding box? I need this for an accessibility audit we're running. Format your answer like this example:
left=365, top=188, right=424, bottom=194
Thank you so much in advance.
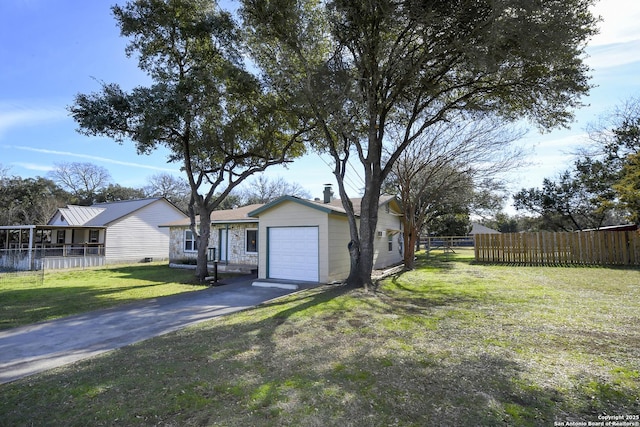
left=87, top=263, right=204, bottom=285
left=0, top=264, right=207, bottom=330
left=2, top=267, right=638, bottom=427
left=6, top=304, right=635, bottom=426
left=0, top=283, right=178, bottom=330
left=3, top=259, right=638, bottom=424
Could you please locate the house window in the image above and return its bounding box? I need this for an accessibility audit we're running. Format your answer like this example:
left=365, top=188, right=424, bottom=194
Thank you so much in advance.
left=246, top=229, right=258, bottom=253
left=56, top=230, right=65, bottom=244
left=184, top=230, right=198, bottom=252
left=388, top=233, right=393, bottom=251
left=89, top=229, right=99, bottom=243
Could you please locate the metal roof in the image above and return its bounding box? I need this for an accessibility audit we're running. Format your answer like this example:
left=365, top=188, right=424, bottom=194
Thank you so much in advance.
left=51, top=205, right=105, bottom=226
left=46, top=198, right=166, bottom=227
left=85, top=198, right=163, bottom=226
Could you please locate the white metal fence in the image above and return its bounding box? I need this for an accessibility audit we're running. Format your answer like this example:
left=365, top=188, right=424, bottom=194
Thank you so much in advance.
left=0, top=248, right=42, bottom=272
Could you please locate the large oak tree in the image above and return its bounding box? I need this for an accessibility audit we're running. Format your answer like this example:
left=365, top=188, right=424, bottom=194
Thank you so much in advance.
left=242, top=0, right=598, bottom=288
left=70, top=0, right=306, bottom=281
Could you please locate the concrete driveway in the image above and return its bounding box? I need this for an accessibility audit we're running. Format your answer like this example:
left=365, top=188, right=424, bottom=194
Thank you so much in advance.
left=0, top=276, right=310, bottom=384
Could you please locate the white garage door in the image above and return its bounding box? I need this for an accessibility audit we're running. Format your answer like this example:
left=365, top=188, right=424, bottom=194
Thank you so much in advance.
left=268, top=227, right=319, bottom=281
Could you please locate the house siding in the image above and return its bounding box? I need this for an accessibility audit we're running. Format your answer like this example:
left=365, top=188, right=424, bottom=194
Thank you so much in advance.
left=327, top=214, right=351, bottom=282
left=105, top=201, right=184, bottom=264
left=371, top=202, right=403, bottom=269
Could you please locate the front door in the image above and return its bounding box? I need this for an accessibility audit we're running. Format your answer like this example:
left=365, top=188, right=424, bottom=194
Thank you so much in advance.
left=219, top=229, right=228, bottom=263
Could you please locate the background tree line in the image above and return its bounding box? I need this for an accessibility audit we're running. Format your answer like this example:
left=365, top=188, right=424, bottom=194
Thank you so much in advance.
left=0, top=161, right=309, bottom=226
left=511, top=97, right=640, bottom=232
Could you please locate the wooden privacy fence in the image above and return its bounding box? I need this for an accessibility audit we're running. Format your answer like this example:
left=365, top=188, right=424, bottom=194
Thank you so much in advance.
left=474, top=231, right=640, bottom=266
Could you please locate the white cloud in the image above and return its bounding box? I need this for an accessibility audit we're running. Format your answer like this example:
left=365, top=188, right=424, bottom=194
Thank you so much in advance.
left=0, top=106, right=67, bottom=138
left=10, top=145, right=180, bottom=173
left=590, top=1, right=640, bottom=47
left=11, top=162, right=54, bottom=172
left=586, top=39, right=640, bottom=70
left=507, top=132, right=589, bottom=190
left=528, top=132, right=587, bottom=152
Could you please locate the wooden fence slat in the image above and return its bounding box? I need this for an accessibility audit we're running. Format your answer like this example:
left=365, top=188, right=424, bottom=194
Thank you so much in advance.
left=474, top=230, right=640, bottom=266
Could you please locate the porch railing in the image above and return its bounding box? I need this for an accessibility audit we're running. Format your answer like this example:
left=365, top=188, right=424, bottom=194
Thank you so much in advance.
left=0, top=244, right=106, bottom=272
left=36, top=244, right=105, bottom=257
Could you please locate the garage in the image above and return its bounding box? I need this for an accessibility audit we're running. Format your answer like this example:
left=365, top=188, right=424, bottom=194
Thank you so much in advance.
left=268, top=226, right=319, bottom=281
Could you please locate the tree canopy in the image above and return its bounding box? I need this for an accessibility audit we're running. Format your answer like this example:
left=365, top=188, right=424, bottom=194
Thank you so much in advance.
left=0, top=175, right=70, bottom=226
left=70, top=0, right=307, bottom=281
left=240, top=175, right=311, bottom=205
left=144, top=173, right=191, bottom=212
left=241, top=0, right=597, bottom=287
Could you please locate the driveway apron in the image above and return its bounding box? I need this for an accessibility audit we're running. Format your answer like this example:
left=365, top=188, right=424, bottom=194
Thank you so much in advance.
left=0, top=278, right=300, bottom=384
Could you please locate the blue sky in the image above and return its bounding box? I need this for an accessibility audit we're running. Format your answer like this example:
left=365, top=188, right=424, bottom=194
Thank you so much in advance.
left=1, top=0, right=640, bottom=208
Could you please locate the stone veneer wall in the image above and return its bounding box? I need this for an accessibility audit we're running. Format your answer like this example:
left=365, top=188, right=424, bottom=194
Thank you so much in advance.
left=169, top=227, right=196, bottom=263
left=169, top=224, right=258, bottom=266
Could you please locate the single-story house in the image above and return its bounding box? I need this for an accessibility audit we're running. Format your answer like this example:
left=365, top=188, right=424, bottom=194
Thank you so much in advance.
left=0, top=198, right=186, bottom=271
left=248, top=193, right=404, bottom=283
left=164, top=186, right=404, bottom=283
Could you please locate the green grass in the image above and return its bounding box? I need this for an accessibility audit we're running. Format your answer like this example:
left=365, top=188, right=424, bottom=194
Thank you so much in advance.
left=0, top=263, right=208, bottom=330
left=1, top=250, right=639, bottom=426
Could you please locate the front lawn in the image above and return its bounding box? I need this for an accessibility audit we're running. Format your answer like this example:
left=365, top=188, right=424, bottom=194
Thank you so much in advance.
left=1, top=250, right=638, bottom=426
left=0, top=263, right=207, bottom=330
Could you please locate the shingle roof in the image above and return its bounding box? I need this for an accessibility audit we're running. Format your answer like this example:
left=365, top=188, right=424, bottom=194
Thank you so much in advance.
left=210, top=204, right=263, bottom=223
left=327, top=194, right=397, bottom=215
left=248, top=194, right=400, bottom=217
left=160, top=203, right=263, bottom=227
left=248, top=196, right=346, bottom=217
left=162, top=195, right=401, bottom=227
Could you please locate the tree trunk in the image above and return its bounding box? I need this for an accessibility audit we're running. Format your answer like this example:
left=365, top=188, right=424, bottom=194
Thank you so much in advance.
left=195, top=204, right=212, bottom=283
left=346, top=239, right=360, bottom=285
left=403, top=226, right=417, bottom=270
left=351, top=186, right=381, bottom=291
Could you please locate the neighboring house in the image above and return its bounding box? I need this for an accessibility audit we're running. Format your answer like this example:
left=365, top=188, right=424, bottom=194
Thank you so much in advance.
left=469, top=223, right=501, bottom=235
left=163, top=186, right=404, bottom=283
left=161, top=204, right=263, bottom=273
left=581, top=224, right=638, bottom=232
left=247, top=189, right=404, bottom=283
left=0, top=198, right=186, bottom=271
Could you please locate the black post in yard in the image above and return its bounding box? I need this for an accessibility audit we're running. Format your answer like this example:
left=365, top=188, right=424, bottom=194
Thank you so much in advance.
left=213, top=260, right=218, bottom=284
